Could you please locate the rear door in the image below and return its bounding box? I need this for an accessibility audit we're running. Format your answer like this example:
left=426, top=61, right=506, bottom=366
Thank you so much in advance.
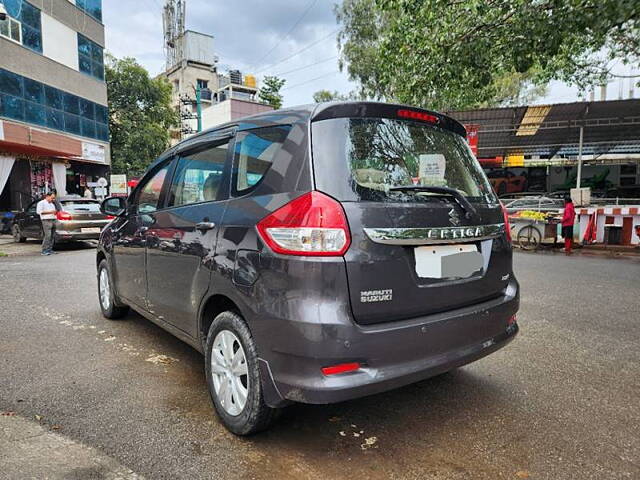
left=145, top=134, right=232, bottom=337
left=22, top=201, right=42, bottom=238
left=312, top=107, right=512, bottom=325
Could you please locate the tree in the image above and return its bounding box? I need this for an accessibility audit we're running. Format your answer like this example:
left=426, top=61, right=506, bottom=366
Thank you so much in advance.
left=312, top=89, right=361, bottom=102
left=106, top=56, right=178, bottom=176
left=258, top=76, right=286, bottom=109
left=336, top=0, right=640, bottom=110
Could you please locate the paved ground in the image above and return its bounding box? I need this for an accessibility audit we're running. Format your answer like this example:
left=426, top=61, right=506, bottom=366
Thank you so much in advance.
left=0, top=246, right=638, bottom=479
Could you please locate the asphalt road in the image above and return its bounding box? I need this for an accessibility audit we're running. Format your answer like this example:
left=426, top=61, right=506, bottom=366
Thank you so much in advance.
left=0, top=247, right=638, bottom=479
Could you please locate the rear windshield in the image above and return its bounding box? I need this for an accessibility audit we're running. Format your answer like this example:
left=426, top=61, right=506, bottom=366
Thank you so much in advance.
left=61, top=201, right=101, bottom=213
left=312, top=117, right=497, bottom=204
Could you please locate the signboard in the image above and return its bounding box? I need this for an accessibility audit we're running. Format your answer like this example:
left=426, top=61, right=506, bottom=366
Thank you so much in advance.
left=94, top=186, right=107, bottom=198
left=82, top=142, right=107, bottom=163
left=110, top=174, right=128, bottom=195
left=506, top=154, right=525, bottom=167
left=465, top=124, right=479, bottom=157
left=97, top=177, right=108, bottom=187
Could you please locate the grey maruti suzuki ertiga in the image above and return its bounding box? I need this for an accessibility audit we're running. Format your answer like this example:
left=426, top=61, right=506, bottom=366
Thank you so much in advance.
left=97, top=102, right=519, bottom=435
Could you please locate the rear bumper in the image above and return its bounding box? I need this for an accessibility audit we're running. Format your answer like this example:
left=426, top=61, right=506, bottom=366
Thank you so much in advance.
left=258, top=279, right=519, bottom=407
left=54, top=230, right=101, bottom=241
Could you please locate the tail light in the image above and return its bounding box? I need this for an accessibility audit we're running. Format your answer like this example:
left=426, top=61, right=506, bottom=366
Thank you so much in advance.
left=321, top=362, right=361, bottom=376
left=56, top=210, right=72, bottom=221
left=500, top=202, right=512, bottom=243
left=106, top=215, right=115, bottom=220
left=256, top=191, right=351, bottom=256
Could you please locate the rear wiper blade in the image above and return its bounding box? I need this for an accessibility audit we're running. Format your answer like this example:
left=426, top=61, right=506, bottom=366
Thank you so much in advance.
left=389, top=185, right=479, bottom=220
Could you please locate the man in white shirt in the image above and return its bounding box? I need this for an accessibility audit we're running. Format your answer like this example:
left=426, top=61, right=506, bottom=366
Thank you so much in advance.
left=36, top=192, right=57, bottom=256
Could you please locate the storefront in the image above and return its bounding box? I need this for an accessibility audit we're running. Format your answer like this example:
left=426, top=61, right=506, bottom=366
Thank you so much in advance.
left=0, top=117, right=111, bottom=213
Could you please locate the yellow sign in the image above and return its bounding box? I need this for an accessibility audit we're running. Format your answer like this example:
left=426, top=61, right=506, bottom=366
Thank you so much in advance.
left=506, top=154, right=524, bottom=167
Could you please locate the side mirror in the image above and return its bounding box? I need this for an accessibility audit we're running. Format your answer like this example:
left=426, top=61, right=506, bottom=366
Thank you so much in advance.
left=101, top=196, right=127, bottom=217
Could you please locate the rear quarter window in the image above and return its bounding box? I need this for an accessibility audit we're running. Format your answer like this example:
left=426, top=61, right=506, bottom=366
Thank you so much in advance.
left=232, top=125, right=292, bottom=195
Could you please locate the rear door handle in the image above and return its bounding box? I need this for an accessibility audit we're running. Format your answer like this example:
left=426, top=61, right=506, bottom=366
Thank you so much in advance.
left=195, top=222, right=215, bottom=232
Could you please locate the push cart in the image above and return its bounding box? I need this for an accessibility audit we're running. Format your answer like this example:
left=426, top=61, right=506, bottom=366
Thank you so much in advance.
left=509, top=214, right=560, bottom=251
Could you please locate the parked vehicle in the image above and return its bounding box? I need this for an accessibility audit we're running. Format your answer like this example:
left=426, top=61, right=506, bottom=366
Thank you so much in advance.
left=503, top=196, right=564, bottom=214
left=96, top=102, right=519, bottom=435
left=487, top=169, right=528, bottom=195
left=12, top=196, right=113, bottom=244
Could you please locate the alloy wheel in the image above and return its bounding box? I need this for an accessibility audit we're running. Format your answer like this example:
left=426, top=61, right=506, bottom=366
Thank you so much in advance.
left=210, top=330, right=249, bottom=416
left=99, top=268, right=111, bottom=311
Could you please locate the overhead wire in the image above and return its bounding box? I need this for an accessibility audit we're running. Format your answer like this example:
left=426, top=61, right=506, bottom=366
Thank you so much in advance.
left=281, top=70, right=341, bottom=91
left=250, top=0, right=319, bottom=70
left=255, top=28, right=340, bottom=74
left=272, top=55, right=338, bottom=77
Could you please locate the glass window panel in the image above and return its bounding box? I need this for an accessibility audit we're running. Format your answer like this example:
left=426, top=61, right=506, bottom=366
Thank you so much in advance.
left=10, top=18, right=21, bottom=41
left=4, top=0, right=21, bottom=18
left=64, top=113, right=81, bottom=135
left=24, top=101, right=46, bottom=126
left=20, top=2, right=41, bottom=29
left=79, top=98, right=94, bottom=120
left=0, top=94, right=25, bottom=121
left=137, top=165, right=170, bottom=214
left=233, top=126, right=291, bottom=194
left=169, top=141, right=231, bottom=206
left=0, top=69, right=23, bottom=97
left=46, top=107, right=64, bottom=130
left=45, top=86, right=62, bottom=109
left=0, top=19, right=9, bottom=38
left=63, top=93, right=79, bottom=114
left=77, top=34, right=91, bottom=57
left=96, top=122, right=109, bottom=141
left=92, top=62, right=104, bottom=80
left=22, top=25, right=42, bottom=53
left=81, top=117, right=96, bottom=138
left=23, top=78, right=44, bottom=104
left=79, top=55, right=92, bottom=75
left=86, top=0, right=102, bottom=21
left=95, top=104, right=108, bottom=124
left=91, top=43, right=103, bottom=63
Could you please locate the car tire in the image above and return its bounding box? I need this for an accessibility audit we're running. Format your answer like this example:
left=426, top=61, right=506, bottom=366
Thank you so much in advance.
left=97, top=259, right=129, bottom=319
left=204, top=311, right=279, bottom=435
left=12, top=224, right=26, bottom=243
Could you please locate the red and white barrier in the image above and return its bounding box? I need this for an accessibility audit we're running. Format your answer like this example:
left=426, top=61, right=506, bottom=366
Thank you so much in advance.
left=577, top=207, right=640, bottom=245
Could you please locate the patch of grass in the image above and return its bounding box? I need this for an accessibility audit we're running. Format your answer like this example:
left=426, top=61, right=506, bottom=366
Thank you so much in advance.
left=0, top=252, right=7, bottom=257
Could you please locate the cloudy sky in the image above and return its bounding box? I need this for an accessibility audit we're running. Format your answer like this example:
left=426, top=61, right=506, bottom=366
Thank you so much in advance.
left=103, top=0, right=356, bottom=107
left=103, top=0, right=637, bottom=108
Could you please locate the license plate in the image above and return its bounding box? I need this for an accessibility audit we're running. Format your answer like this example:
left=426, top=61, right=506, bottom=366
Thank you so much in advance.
left=81, top=227, right=101, bottom=233
left=415, top=244, right=483, bottom=279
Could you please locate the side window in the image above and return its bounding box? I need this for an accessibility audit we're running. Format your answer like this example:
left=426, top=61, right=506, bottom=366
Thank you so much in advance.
left=137, top=164, right=170, bottom=214
left=168, top=139, right=230, bottom=207
left=27, top=202, right=37, bottom=213
left=232, top=125, right=291, bottom=195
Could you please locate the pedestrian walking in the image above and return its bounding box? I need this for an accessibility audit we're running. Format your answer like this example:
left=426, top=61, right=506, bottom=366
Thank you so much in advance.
left=561, top=195, right=576, bottom=254
left=36, top=192, right=57, bottom=256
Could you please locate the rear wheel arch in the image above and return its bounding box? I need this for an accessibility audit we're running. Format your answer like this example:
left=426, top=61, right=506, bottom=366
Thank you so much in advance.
left=199, top=294, right=244, bottom=350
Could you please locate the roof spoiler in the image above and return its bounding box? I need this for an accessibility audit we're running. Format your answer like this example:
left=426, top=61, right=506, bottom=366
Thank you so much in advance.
left=310, top=102, right=467, bottom=137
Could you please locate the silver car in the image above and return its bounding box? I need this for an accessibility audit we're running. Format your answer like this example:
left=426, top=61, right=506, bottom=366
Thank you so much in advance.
left=13, top=196, right=113, bottom=244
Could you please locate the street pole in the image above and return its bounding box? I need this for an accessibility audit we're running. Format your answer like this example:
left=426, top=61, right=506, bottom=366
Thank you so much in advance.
left=576, top=125, right=584, bottom=189
left=196, top=86, right=202, bottom=133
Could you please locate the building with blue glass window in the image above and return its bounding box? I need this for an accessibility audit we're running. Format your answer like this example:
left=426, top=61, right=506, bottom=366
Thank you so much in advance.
left=0, top=0, right=109, bottom=212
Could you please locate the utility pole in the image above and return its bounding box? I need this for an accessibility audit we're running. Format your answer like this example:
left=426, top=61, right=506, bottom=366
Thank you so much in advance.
left=576, top=125, right=584, bottom=189
left=196, top=86, right=202, bottom=132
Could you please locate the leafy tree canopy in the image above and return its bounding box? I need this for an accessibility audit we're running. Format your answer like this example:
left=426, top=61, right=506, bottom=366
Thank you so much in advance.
left=336, top=0, right=639, bottom=110
left=312, top=89, right=361, bottom=102
left=258, top=76, right=286, bottom=109
left=106, top=56, right=178, bottom=176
